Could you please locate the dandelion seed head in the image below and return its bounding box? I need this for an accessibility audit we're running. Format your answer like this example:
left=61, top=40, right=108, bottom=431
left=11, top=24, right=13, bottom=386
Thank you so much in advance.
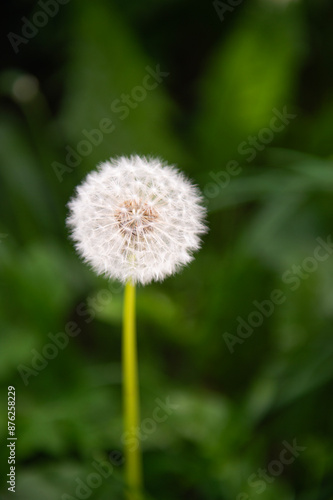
left=67, top=155, right=207, bottom=285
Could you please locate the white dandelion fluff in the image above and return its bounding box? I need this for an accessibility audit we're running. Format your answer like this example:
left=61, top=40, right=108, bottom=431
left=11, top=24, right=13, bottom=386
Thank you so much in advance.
left=67, top=155, right=207, bottom=285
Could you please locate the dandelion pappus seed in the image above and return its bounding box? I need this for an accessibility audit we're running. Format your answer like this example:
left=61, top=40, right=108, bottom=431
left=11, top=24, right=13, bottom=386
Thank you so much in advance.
left=67, top=155, right=207, bottom=285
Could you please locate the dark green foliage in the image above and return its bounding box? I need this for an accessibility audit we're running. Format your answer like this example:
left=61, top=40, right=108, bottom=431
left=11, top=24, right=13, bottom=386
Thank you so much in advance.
left=1, top=0, right=333, bottom=498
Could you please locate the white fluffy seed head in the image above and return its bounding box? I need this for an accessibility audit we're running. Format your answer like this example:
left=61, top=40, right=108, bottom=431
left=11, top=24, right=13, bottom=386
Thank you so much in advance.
left=67, top=155, right=207, bottom=285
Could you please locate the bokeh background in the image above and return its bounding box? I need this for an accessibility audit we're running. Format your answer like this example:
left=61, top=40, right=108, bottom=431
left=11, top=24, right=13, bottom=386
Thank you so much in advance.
left=1, top=0, right=333, bottom=498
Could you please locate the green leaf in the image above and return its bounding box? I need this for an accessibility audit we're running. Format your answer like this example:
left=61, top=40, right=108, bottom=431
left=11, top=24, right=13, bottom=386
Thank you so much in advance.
left=195, top=2, right=304, bottom=168
left=57, top=2, right=187, bottom=174
left=0, top=115, right=58, bottom=238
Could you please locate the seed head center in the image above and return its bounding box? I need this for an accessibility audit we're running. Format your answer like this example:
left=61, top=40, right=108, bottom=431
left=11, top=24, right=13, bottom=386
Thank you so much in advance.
left=115, top=199, right=158, bottom=238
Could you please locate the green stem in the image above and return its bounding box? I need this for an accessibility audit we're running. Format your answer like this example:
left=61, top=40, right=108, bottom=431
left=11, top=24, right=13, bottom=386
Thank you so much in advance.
left=123, top=281, right=142, bottom=499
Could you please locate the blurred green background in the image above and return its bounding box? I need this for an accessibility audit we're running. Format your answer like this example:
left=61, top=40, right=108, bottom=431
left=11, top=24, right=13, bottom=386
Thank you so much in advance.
left=1, top=0, right=333, bottom=498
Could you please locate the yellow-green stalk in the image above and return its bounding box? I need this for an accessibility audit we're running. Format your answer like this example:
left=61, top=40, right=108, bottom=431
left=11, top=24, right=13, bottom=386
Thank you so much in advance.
left=122, top=281, right=142, bottom=499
